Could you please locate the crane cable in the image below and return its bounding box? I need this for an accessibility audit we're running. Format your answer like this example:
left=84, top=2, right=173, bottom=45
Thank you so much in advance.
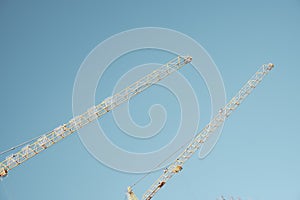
left=0, top=133, right=50, bottom=156
left=1, top=130, right=195, bottom=186
left=130, top=134, right=197, bottom=188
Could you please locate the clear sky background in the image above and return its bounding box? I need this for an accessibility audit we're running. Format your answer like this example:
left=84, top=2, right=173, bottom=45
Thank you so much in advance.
left=0, top=1, right=299, bottom=200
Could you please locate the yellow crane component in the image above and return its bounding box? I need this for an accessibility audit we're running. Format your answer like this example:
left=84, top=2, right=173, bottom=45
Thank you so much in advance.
left=0, top=55, right=192, bottom=178
left=128, top=63, right=274, bottom=200
left=127, top=187, right=139, bottom=200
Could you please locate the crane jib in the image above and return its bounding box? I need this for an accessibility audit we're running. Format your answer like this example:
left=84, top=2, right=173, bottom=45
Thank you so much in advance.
left=127, top=63, right=274, bottom=200
left=0, top=55, right=192, bottom=178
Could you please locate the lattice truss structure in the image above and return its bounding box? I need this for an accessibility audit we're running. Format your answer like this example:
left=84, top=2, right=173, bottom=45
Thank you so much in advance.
left=0, top=55, right=192, bottom=178
left=141, top=63, right=274, bottom=200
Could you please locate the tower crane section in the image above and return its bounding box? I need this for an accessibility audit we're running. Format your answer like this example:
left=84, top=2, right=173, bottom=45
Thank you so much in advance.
left=0, top=55, right=192, bottom=178
left=128, top=63, right=274, bottom=200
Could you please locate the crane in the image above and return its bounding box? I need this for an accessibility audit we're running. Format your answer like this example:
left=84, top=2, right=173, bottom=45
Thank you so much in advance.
left=0, top=55, right=192, bottom=178
left=127, top=63, right=274, bottom=200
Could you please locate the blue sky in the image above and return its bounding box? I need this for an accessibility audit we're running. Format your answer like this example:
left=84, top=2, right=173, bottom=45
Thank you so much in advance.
left=0, top=1, right=299, bottom=200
